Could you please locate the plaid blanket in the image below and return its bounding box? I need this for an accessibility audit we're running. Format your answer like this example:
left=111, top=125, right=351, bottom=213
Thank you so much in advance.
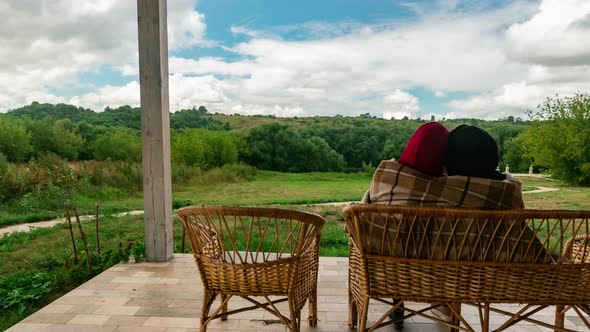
left=358, top=160, right=551, bottom=263
left=361, top=159, right=524, bottom=209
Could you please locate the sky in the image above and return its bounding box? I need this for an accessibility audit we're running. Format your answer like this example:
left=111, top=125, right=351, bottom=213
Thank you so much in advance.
left=0, top=0, right=589, bottom=120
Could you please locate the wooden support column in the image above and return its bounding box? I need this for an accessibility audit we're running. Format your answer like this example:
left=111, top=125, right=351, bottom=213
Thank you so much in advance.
left=137, top=0, right=173, bottom=262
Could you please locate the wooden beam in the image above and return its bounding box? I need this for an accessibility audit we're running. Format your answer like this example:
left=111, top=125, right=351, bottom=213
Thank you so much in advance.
left=137, top=0, right=173, bottom=262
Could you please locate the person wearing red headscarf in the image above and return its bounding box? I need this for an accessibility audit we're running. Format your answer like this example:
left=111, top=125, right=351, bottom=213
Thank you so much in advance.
left=361, top=122, right=448, bottom=204
left=360, top=122, right=449, bottom=329
left=398, top=122, right=448, bottom=177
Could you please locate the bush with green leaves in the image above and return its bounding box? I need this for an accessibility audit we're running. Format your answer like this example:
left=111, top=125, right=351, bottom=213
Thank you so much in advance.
left=0, top=272, right=54, bottom=311
left=520, top=93, right=590, bottom=185
left=500, top=136, right=530, bottom=174
left=200, top=163, right=258, bottom=183
left=25, top=118, right=83, bottom=161
left=0, top=117, right=32, bottom=162
left=245, top=123, right=345, bottom=172
left=91, top=128, right=141, bottom=162
left=171, top=129, right=239, bottom=168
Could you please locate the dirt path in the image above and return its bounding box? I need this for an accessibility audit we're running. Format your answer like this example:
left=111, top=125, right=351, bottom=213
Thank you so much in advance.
left=0, top=210, right=144, bottom=237
left=524, top=186, right=559, bottom=194
left=0, top=185, right=560, bottom=237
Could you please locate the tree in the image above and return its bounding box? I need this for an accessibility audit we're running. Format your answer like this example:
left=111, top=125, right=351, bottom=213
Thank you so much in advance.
left=95, top=105, right=141, bottom=129
left=520, top=93, right=590, bottom=185
left=76, top=122, right=108, bottom=160
left=171, top=129, right=238, bottom=167
left=7, top=102, right=96, bottom=123
left=0, top=117, right=32, bottom=162
left=52, top=119, right=84, bottom=160
left=245, top=123, right=344, bottom=172
left=170, top=107, right=226, bottom=130
left=92, top=129, right=142, bottom=161
left=171, top=131, right=206, bottom=166
left=25, top=118, right=83, bottom=160
left=501, top=136, right=530, bottom=173
left=381, top=134, right=411, bottom=161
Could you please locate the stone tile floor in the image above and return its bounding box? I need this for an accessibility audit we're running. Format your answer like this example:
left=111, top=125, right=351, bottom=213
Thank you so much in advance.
left=7, top=254, right=587, bottom=331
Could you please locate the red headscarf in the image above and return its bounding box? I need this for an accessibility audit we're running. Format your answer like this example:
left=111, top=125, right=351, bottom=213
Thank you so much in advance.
left=398, top=122, right=448, bottom=177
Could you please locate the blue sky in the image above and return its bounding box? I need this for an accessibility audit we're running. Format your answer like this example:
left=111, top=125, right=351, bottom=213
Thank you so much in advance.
left=1, top=0, right=589, bottom=119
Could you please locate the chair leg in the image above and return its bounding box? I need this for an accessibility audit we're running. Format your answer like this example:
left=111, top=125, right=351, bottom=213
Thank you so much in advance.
left=220, top=294, right=228, bottom=321
left=308, top=292, right=318, bottom=326
left=200, top=291, right=216, bottom=332
left=450, top=303, right=461, bottom=332
left=348, top=287, right=358, bottom=327
left=391, top=300, right=404, bottom=331
left=290, top=310, right=301, bottom=332
left=555, top=305, right=565, bottom=332
left=358, top=297, right=369, bottom=332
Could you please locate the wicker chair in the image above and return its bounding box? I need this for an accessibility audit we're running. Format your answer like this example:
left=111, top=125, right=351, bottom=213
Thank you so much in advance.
left=344, top=204, right=590, bottom=332
left=555, top=234, right=590, bottom=329
left=177, top=206, right=325, bottom=332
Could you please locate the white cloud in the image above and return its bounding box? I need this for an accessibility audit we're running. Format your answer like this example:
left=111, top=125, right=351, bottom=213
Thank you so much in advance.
left=445, top=67, right=590, bottom=119
left=230, top=26, right=265, bottom=39
left=446, top=82, right=543, bottom=119
left=155, top=1, right=538, bottom=117
left=169, top=57, right=254, bottom=77
left=69, top=81, right=140, bottom=111
left=167, top=2, right=206, bottom=49
left=2, top=0, right=590, bottom=120
left=382, top=90, right=421, bottom=119
left=506, top=0, right=590, bottom=66
left=445, top=0, right=590, bottom=118
left=421, top=112, right=439, bottom=121
left=0, top=0, right=205, bottom=112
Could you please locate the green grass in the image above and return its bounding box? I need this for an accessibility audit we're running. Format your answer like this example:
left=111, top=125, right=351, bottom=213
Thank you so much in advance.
left=2, top=171, right=590, bottom=331
left=0, top=171, right=370, bottom=228
left=173, top=171, right=370, bottom=205
left=0, top=206, right=348, bottom=330
left=517, top=176, right=590, bottom=210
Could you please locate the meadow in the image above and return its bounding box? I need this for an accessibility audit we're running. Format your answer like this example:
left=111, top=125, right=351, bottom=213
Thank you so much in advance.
left=1, top=172, right=589, bottom=330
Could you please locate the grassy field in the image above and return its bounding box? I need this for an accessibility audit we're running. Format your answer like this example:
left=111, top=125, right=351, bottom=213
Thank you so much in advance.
left=2, top=172, right=590, bottom=330
left=518, top=175, right=590, bottom=209
left=2, top=172, right=586, bottom=227
left=0, top=171, right=371, bottom=227
left=173, top=171, right=370, bottom=205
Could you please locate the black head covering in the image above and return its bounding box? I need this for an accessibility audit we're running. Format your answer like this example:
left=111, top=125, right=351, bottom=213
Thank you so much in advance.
left=446, top=125, right=505, bottom=180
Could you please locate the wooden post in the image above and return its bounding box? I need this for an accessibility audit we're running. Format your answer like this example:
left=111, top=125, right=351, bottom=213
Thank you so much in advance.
left=137, top=0, right=173, bottom=262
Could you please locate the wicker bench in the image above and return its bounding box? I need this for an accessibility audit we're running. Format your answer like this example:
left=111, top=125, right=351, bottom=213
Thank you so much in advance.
left=344, top=205, right=590, bottom=332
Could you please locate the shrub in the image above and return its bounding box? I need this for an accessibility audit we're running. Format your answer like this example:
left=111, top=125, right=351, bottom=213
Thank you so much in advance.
left=81, top=161, right=143, bottom=192
left=245, top=123, right=344, bottom=172
left=92, top=129, right=141, bottom=162
left=171, top=129, right=239, bottom=168
left=0, top=272, right=54, bottom=311
left=25, top=118, right=83, bottom=161
left=171, top=163, right=200, bottom=184
left=200, top=164, right=258, bottom=184
left=0, top=160, right=28, bottom=203
left=0, top=117, right=32, bottom=162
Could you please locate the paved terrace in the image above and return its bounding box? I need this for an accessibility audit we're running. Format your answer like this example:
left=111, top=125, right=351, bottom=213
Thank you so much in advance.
left=8, top=255, right=585, bottom=332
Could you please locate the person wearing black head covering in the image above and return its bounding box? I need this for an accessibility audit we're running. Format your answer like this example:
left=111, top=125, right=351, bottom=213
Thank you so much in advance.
left=446, top=125, right=506, bottom=180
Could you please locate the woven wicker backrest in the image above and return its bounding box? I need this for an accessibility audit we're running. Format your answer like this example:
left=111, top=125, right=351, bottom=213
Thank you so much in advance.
left=344, top=205, right=590, bottom=264
left=563, top=234, right=590, bottom=263
left=177, top=206, right=325, bottom=264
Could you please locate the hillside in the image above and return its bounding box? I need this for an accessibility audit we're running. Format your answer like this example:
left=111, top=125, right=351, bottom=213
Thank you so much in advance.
left=1, top=102, right=532, bottom=172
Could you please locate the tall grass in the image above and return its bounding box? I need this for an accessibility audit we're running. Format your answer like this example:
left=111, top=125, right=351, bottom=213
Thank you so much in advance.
left=0, top=153, right=258, bottom=226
